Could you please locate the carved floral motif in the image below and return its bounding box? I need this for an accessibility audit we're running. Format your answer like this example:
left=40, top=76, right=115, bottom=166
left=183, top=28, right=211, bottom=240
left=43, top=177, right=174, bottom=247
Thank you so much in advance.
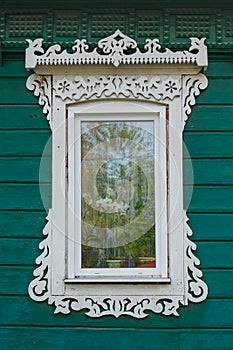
left=54, top=75, right=181, bottom=102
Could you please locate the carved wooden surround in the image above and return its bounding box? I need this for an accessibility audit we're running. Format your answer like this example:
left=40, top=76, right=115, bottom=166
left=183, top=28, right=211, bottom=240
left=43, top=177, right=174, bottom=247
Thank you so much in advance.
left=26, top=30, right=208, bottom=318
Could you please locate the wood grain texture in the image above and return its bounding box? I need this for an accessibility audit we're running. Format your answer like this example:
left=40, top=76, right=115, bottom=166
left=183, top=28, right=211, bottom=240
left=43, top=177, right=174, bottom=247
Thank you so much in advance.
left=0, top=184, right=51, bottom=210
left=196, top=78, right=233, bottom=104
left=0, top=238, right=41, bottom=266
left=186, top=105, right=233, bottom=131
left=0, top=211, right=47, bottom=238
left=0, top=297, right=232, bottom=328
left=0, top=130, right=51, bottom=156
left=184, top=159, right=233, bottom=185
left=185, top=186, right=233, bottom=212
left=0, top=327, right=232, bottom=350
left=188, top=213, right=233, bottom=240
left=0, top=328, right=232, bottom=350
left=0, top=157, right=51, bottom=183
left=0, top=105, right=49, bottom=129
left=0, top=327, right=180, bottom=350
left=184, top=132, right=233, bottom=158
left=0, top=78, right=37, bottom=104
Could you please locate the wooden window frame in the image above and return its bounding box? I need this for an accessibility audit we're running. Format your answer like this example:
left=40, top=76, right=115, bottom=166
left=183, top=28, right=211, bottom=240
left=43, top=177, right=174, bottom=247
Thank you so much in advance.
left=26, top=30, right=208, bottom=318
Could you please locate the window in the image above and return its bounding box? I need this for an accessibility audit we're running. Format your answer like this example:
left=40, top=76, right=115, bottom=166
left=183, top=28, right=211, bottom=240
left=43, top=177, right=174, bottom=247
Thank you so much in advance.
left=26, top=30, right=208, bottom=318
left=67, top=101, right=168, bottom=282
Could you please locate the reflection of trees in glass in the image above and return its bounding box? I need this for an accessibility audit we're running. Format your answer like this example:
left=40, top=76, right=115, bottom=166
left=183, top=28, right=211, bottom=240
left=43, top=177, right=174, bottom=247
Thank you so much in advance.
left=81, top=121, right=156, bottom=269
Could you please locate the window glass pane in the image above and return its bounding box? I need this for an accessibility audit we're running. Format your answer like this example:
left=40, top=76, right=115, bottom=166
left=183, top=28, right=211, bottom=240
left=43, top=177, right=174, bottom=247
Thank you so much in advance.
left=81, top=120, right=155, bottom=269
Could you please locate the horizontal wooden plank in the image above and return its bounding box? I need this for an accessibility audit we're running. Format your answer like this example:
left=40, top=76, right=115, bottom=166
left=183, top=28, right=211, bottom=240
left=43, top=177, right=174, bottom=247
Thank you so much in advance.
left=180, top=330, right=233, bottom=350
left=0, top=105, right=49, bottom=129
left=184, top=159, right=233, bottom=185
left=0, top=238, right=41, bottom=266
left=0, top=328, right=232, bottom=350
left=204, top=270, right=233, bottom=298
left=197, top=242, right=233, bottom=269
left=0, top=266, right=231, bottom=298
left=0, top=77, right=38, bottom=104
left=205, top=61, right=233, bottom=78
left=0, top=130, right=51, bottom=156
left=179, top=299, right=233, bottom=328
left=0, top=184, right=51, bottom=210
left=184, top=132, right=233, bottom=158
left=0, top=211, right=47, bottom=238
left=0, top=157, right=51, bottom=183
left=188, top=213, right=233, bottom=241
left=0, top=327, right=180, bottom=350
left=0, top=266, right=32, bottom=295
left=185, top=105, right=233, bottom=131
left=185, top=186, right=233, bottom=213
left=196, top=78, right=233, bottom=105
left=0, top=59, right=29, bottom=78
left=0, top=297, right=232, bottom=328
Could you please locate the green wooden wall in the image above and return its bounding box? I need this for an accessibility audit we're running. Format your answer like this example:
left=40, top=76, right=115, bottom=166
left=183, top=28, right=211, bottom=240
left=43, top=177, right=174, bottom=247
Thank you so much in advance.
left=0, top=3, right=233, bottom=350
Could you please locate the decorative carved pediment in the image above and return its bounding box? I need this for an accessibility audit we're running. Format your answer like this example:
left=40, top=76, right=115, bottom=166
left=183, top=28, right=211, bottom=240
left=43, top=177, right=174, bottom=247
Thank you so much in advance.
left=26, top=29, right=208, bottom=69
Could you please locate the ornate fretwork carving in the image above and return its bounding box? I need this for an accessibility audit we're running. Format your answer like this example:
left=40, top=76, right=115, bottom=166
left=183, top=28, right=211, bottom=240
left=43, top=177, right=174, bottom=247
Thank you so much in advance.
left=28, top=210, right=208, bottom=317
left=26, top=74, right=52, bottom=127
left=182, top=73, right=208, bottom=127
left=28, top=210, right=51, bottom=302
left=25, top=29, right=207, bottom=69
left=54, top=75, right=181, bottom=102
left=184, top=214, right=208, bottom=303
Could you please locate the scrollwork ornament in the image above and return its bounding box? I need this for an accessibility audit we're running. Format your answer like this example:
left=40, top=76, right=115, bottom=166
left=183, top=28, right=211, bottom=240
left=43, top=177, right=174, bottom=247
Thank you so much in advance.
left=26, top=74, right=52, bottom=128
left=25, top=30, right=208, bottom=69
left=182, top=73, right=208, bottom=127
left=49, top=295, right=183, bottom=318
left=28, top=210, right=51, bottom=302
left=53, top=75, right=181, bottom=102
left=184, top=213, right=208, bottom=303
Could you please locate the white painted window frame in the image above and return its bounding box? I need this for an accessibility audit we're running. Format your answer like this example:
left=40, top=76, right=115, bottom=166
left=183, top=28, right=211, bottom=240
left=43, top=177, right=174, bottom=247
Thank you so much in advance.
left=26, top=30, right=208, bottom=318
left=67, top=102, right=167, bottom=282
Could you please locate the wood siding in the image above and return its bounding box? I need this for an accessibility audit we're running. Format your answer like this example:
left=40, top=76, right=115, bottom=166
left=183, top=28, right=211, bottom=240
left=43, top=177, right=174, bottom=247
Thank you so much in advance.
left=0, top=5, right=232, bottom=350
